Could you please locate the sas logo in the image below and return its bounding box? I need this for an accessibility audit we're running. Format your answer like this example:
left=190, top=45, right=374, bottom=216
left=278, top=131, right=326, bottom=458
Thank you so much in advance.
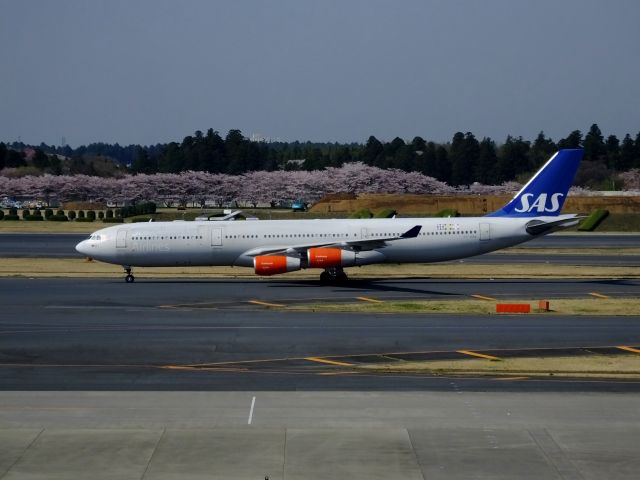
left=514, top=193, right=564, bottom=213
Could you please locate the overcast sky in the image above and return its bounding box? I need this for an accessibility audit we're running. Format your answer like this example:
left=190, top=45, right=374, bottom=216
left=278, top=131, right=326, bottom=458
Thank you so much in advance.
left=1, top=0, right=639, bottom=147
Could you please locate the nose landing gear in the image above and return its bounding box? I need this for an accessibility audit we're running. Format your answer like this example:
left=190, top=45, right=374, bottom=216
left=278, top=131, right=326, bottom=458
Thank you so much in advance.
left=123, top=266, right=135, bottom=283
left=320, top=267, right=348, bottom=285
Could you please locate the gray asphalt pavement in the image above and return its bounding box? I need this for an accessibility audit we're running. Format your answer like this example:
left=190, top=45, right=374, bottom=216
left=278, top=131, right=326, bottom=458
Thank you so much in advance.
left=0, top=233, right=86, bottom=257
left=2, top=277, right=640, bottom=479
left=1, top=277, right=639, bottom=391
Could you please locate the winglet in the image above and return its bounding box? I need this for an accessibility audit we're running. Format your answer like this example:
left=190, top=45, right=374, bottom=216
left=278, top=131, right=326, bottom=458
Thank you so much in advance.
left=487, top=149, right=583, bottom=217
left=400, top=225, right=422, bottom=238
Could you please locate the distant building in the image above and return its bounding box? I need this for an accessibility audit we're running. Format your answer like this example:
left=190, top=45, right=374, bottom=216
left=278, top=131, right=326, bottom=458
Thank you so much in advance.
left=284, top=159, right=306, bottom=169
left=250, top=132, right=282, bottom=143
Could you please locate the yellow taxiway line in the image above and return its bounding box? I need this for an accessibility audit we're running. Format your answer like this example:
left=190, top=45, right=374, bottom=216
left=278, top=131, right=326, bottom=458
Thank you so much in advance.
left=356, top=296, right=385, bottom=303
left=247, top=300, right=286, bottom=308
left=456, top=350, right=501, bottom=361
left=471, top=294, right=498, bottom=301
left=305, top=357, right=354, bottom=367
left=617, top=346, right=640, bottom=355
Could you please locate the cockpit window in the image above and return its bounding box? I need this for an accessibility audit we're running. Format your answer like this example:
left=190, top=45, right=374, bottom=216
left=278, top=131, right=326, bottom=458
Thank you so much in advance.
left=89, top=234, right=102, bottom=241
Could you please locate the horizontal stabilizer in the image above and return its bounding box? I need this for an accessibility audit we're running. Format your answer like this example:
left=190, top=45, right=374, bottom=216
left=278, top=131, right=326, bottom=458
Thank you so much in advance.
left=525, top=216, right=583, bottom=236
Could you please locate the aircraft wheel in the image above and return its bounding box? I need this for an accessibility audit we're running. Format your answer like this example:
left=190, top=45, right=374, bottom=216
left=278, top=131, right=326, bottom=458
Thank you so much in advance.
left=336, top=271, right=348, bottom=283
left=320, top=271, right=330, bottom=284
left=125, top=274, right=135, bottom=283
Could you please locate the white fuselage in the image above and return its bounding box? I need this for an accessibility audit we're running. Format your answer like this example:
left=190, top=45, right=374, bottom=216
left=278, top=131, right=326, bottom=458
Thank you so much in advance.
left=76, top=216, right=568, bottom=269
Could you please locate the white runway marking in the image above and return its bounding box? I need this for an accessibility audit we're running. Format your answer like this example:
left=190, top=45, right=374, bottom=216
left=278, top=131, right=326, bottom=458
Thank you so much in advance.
left=248, top=396, right=256, bottom=425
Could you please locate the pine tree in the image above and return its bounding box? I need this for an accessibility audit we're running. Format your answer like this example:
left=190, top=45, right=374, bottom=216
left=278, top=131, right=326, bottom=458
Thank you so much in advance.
left=362, top=136, right=384, bottom=166
left=529, top=131, right=556, bottom=169
left=604, top=135, right=620, bottom=169
left=557, top=130, right=582, bottom=149
left=450, top=132, right=479, bottom=186
left=583, top=124, right=605, bottom=162
left=619, top=134, right=635, bottom=171
left=474, top=137, right=497, bottom=185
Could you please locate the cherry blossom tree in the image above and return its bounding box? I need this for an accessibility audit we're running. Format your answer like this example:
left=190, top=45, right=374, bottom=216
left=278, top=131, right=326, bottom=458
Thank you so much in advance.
left=619, top=169, right=640, bottom=191
left=2, top=163, right=637, bottom=208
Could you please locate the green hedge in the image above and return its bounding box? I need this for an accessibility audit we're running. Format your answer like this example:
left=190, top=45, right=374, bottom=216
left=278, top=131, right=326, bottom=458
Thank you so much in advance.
left=373, top=208, right=397, bottom=218
left=119, top=202, right=156, bottom=218
left=102, top=217, right=124, bottom=223
left=48, top=215, right=69, bottom=221
left=578, top=209, right=609, bottom=231
left=87, top=210, right=96, bottom=220
left=3, top=215, right=20, bottom=221
left=435, top=208, right=460, bottom=217
left=0, top=210, right=4, bottom=220
left=349, top=208, right=373, bottom=219
left=75, top=217, right=94, bottom=222
left=25, top=210, right=43, bottom=221
left=44, top=208, right=54, bottom=218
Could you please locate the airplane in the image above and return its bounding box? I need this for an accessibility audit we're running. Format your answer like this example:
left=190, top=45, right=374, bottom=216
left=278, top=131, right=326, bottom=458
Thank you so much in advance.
left=76, top=149, right=584, bottom=284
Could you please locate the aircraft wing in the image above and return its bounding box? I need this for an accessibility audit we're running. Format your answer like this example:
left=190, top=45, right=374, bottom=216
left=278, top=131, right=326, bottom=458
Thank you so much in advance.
left=242, top=225, right=422, bottom=257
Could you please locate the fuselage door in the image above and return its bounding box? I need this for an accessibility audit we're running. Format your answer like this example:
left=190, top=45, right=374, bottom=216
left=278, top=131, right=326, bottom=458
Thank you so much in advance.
left=479, top=222, right=491, bottom=241
left=361, top=227, right=369, bottom=240
left=116, top=229, right=128, bottom=248
left=197, top=226, right=210, bottom=246
left=212, top=227, right=223, bottom=246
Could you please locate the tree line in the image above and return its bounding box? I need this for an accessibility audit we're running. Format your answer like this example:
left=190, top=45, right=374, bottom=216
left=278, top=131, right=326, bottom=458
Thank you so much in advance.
left=2, top=124, right=640, bottom=189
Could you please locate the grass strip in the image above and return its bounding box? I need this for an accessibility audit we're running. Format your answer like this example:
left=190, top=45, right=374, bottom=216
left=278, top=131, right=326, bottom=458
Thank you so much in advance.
left=0, top=258, right=638, bottom=280
left=358, top=354, right=640, bottom=379
left=291, top=298, right=640, bottom=316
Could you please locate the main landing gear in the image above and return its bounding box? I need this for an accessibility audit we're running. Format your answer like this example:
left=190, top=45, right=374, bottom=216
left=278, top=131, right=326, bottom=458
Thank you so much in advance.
left=319, top=267, right=348, bottom=285
left=123, top=266, right=135, bottom=283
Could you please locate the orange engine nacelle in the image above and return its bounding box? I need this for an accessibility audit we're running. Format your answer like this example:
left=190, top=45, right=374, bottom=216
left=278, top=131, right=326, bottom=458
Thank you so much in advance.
left=254, top=256, right=301, bottom=276
left=307, top=248, right=356, bottom=268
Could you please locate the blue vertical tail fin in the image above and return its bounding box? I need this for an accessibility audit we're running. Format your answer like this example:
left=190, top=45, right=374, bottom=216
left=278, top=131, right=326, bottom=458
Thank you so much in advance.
left=487, top=149, right=583, bottom=217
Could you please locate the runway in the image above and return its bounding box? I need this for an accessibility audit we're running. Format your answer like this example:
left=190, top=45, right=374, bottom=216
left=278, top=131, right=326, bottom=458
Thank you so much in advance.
left=1, top=277, right=639, bottom=391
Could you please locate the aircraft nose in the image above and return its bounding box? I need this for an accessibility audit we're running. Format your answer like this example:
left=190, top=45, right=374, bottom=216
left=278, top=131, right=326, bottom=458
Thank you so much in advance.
left=75, top=240, right=90, bottom=256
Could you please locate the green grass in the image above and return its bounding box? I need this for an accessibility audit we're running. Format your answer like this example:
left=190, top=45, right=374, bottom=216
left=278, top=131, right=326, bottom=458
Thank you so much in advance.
left=290, top=298, right=640, bottom=316
left=2, top=258, right=639, bottom=280
left=360, top=354, right=640, bottom=378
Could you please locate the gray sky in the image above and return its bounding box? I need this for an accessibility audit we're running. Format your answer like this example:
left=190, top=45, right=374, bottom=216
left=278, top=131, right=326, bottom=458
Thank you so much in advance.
left=1, top=0, right=639, bottom=147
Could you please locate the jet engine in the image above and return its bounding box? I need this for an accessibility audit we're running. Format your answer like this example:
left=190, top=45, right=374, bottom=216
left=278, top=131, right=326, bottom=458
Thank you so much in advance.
left=254, top=255, right=301, bottom=276
left=307, top=248, right=357, bottom=268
